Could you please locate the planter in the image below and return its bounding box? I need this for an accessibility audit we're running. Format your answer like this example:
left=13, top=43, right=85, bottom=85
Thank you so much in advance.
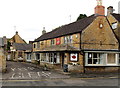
left=68, top=64, right=83, bottom=73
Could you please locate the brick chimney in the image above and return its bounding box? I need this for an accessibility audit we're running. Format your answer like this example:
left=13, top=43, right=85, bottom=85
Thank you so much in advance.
left=95, top=0, right=105, bottom=16
left=42, top=27, right=46, bottom=35
left=16, top=31, right=18, bottom=35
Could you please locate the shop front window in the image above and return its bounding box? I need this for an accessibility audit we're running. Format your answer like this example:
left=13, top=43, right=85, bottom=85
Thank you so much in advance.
left=40, top=53, right=60, bottom=64
left=87, top=53, right=103, bottom=65
left=36, top=54, right=40, bottom=60
left=107, top=53, right=116, bottom=64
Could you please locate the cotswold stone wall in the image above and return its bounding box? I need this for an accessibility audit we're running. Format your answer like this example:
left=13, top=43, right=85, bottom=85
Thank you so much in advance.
left=81, top=16, right=119, bottom=50
left=0, top=47, right=6, bottom=72
left=85, top=66, right=119, bottom=73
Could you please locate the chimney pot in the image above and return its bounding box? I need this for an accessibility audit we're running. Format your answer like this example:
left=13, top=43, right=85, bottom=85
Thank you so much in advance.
left=107, top=6, right=114, bottom=16
left=95, top=0, right=105, bottom=16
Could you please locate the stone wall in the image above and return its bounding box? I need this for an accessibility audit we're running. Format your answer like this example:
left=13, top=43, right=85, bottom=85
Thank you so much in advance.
left=0, top=47, right=6, bottom=72
left=81, top=16, right=119, bottom=50
left=85, top=66, right=119, bottom=73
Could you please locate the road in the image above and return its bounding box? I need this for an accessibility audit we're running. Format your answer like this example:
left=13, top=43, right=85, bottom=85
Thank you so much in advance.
left=1, top=61, right=119, bottom=86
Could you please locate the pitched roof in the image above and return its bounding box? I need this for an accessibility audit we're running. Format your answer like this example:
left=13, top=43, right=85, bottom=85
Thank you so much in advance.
left=10, top=32, right=26, bottom=44
left=13, top=43, right=32, bottom=51
left=111, top=13, right=120, bottom=22
left=34, top=15, right=96, bottom=42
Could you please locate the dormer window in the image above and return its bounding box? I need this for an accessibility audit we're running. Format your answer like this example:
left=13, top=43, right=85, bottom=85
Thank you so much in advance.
left=112, top=22, right=117, bottom=29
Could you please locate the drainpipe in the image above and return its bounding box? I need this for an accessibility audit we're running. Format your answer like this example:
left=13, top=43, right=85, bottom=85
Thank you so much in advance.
left=80, top=32, right=85, bottom=73
left=80, top=32, right=82, bottom=50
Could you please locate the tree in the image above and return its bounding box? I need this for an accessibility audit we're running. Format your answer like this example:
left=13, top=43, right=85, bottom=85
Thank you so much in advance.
left=76, top=14, right=87, bottom=21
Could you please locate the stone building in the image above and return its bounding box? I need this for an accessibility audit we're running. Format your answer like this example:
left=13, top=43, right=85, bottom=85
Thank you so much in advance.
left=9, top=31, right=32, bottom=61
left=0, top=37, right=7, bottom=72
left=107, top=6, right=120, bottom=42
left=33, top=0, right=120, bottom=73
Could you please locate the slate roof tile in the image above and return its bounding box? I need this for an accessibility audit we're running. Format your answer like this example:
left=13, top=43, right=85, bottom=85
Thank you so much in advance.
left=111, top=13, right=120, bottom=22
left=34, top=15, right=96, bottom=42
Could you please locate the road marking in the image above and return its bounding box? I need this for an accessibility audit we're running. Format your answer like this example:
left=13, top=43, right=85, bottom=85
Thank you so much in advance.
left=11, top=68, right=16, bottom=71
left=28, top=72, right=32, bottom=78
left=3, top=79, right=47, bottom=82
left=37, top=72, right=41, bottom=77
left=22, top=73, right=24, bottom=78
left=28, top=67, right=35, bottom=70
left=11, top=73, right=15, bottom=79
left=18, top=68, right=22, bottom=71
left=24, top=68, right=27, bottom=70
left=42, top=71, right=50, bottom=77
left=31, top=67, right=35, bottom=70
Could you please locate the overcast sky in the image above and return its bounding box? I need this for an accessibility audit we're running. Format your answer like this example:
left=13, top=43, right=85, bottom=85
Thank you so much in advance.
left=0, top=0, right=119, bottom=43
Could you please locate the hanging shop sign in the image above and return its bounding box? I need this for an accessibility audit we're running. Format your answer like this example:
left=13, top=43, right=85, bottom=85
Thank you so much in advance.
left=70, top=53, right=78, bottom=61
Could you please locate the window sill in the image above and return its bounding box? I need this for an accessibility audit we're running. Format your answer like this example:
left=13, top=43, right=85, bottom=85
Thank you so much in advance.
left=106, top=64, right=118, bottom=66
left=40, top=61, right=60, bottom=64
left=85, top=64, right=120, bottom=67
left=85, top=64, right=104, bottom=66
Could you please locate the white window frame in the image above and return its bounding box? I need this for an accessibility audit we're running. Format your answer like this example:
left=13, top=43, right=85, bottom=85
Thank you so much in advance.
left=64, top=37, right=67, bottom=44
left=64, top=35, right=73, bottom=44
left=57, top=53, right=60, bottom=63
left=106, top=53, right=118, bottom=66
left=40, top=53, right=60, bottom=64
left=117, top=54, right=120, bottom=65
left=46, top=53, right=49, bottom=62
left=26, top=53, right=31, bottom=61
left=85, top=52, right=104, bottom=66
left=40, top=53, right=46, bottom=62
left=69, top=35, right=73, bottom=43
left=51, top=39, right=55, bottom=45
left=112, top=22, right=117, bottom=29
